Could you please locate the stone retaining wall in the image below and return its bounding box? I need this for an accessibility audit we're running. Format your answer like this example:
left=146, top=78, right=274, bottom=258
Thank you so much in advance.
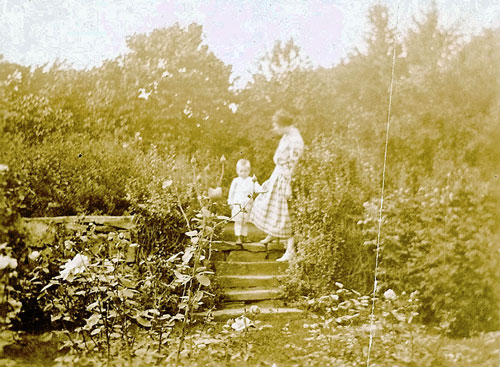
left=21, top=216, right=284, bottom=262
left=22, top=216, right=137, bottom=261
left=22, top=216, right=135, bottom=243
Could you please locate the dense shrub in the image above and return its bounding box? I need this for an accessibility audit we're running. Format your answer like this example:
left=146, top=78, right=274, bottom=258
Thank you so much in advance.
left=286, top=134, right=500, bottom=337
left=2, top=134, right=145, bottom=217
left=3, top=94, right=74, bottom=145
left=284, top=135, right=378, bottom=298
left=0, top=165, right=27, bottom=328
left=127, top=148, right=228, bottom=257
left=360, top=168, right=500, bottom=336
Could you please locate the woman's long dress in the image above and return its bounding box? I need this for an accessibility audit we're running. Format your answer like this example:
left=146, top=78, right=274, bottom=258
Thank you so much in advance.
left=249, top=127, right=304, bottom=238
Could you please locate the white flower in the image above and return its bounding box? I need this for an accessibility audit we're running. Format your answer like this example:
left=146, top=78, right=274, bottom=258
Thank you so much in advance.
left=249, top=305, right=261, bottom=315
left=60, top=254, right=89, bottom=281
left=64, top=240, right=75, bottom=250
left=0, top=255, right=17, bottom=270
left=0, top=164, right=8, bottom=172
left=138, top=88, right=151, bottom=100
left=162, top=180, right=173, bottom=189
left=208, top=187, right=222, bottom=199
left=231, top=316, right=254, bottom=332
left=228, top=103, right=238, bottom=113
left=29, top=251, right=40, bottom=260
left=384, top=289, right=397, bottom=301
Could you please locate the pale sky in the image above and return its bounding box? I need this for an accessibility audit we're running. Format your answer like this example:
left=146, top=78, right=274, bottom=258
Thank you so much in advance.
left=1, top=0, right=499, bottom=86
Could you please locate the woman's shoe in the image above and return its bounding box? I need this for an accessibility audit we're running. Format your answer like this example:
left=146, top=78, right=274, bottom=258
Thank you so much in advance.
left=259, top=235, right=275, bottom=244
left=276, top=251, right=293, bottom=262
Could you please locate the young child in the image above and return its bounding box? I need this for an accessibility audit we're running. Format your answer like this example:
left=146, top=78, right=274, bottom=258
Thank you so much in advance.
left=227, top=159, right=260, bottom=244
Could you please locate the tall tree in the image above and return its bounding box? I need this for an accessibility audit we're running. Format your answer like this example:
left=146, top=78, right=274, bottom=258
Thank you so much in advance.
left=236, top=38, right=323, bottom=178
left=90, top=23, right=236, bottom=154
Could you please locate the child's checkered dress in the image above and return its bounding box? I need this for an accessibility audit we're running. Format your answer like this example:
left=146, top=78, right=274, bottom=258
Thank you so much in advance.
left=249, top=127, right=304, bottom=238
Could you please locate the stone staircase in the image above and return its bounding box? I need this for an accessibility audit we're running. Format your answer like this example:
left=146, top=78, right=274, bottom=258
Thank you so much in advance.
left=21, top=216, right=301, bottom=317
left=207, top=222, right=302, bottom=317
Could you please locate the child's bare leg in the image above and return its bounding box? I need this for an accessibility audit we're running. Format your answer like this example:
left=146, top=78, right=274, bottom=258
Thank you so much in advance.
left=241, top=215, right=249, bottom=242
left=234, top=220, right=243, bottom=244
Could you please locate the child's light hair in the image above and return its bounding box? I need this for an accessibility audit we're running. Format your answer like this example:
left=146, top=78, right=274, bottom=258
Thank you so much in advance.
left=236, top=159, right=251, bottom=171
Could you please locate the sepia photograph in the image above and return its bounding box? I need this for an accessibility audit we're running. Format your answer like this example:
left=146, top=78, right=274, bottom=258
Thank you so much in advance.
left=0, top=0, right=499, bottom=366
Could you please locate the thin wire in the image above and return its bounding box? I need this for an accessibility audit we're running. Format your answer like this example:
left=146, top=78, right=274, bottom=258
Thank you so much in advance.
left=366, top=8, right=400, bottom=367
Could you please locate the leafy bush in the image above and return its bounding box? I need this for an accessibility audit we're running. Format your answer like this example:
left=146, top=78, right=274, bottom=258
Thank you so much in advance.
left=286, top=134, right=500, bottom=337
left=127, top=149, right=228, bottom=257
left=25, top=186, right=226, bottom=365
left=284, top=135, right=377, bottom=298
left=3, top=94, right=74, bottom=145
left=300, top=281, right=371, bottom=327
left=360, top=168, right=500, bottom=336
left=0, top=164, right=29, bottom=329
left=2, top=133, right=145, bottom=217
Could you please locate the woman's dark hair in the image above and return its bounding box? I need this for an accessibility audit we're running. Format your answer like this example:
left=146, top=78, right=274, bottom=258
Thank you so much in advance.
left=273, top=109, right=294, bottom=127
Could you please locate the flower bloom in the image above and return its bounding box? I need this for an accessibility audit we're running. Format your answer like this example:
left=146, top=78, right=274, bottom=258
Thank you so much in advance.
left=249, top=305, right=261, bottom=315
left=384, top=289, right=397, bottom=301
left=0, top=164, right=8, bottom=172
left=60, top=254, right=89, bottom=281
left=162, top=180, right=173, bottom=189
left=231, top=316, right=254, bottom=332
left=208, top=187, right=222, bottom=199
left=64, top=240, right=75, bottom=250
left=29, top=251, right=40, bottom=260
left=0, top=255, right=17, bottom=270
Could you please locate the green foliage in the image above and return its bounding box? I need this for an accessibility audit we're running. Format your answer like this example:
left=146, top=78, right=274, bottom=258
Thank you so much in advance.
left=127, top=150, right=227, bottom=257
left=18, top=197, right=226, bottom=366
left=0, top=166, right=27, bottom=329
left=300, top=282, right=371, bottom=327
left=4, top=94, right=74, bottom=145
left=285, top=134, right=499, bottom=337
left=35, top=229, right=186, bottom=363
left=284, top=135, right=377, bottom=297
left=4, top=135, right=139, bottom=216
left=361, top=170, right=500, bottom=336
left=94, top=23, right=236, bottom=156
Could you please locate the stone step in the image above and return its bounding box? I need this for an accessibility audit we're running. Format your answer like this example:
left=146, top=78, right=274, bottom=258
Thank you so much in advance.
left=211, top=241, right=286, bottom=253
left=221, top=222, right=266, bottom=242
left=220, top=299, right=287, bottom=309
left=215, top=261, right=288, bottom=276
left=226, top=251, right=268, bottom=262
left=217, top=274, right=285, bottom=288
left=196, top=307, right=304, bottom=320
left=224, top=288, right=282, bottom=301
left=210, top=241, right=285, bottom=261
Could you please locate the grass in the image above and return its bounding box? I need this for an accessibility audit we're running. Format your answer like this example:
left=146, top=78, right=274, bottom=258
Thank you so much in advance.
left=1, top=314, right=499, bottom=367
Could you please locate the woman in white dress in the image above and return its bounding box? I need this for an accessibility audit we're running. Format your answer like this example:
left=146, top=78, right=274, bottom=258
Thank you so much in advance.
left=249, top=109, right=304, bottom=261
